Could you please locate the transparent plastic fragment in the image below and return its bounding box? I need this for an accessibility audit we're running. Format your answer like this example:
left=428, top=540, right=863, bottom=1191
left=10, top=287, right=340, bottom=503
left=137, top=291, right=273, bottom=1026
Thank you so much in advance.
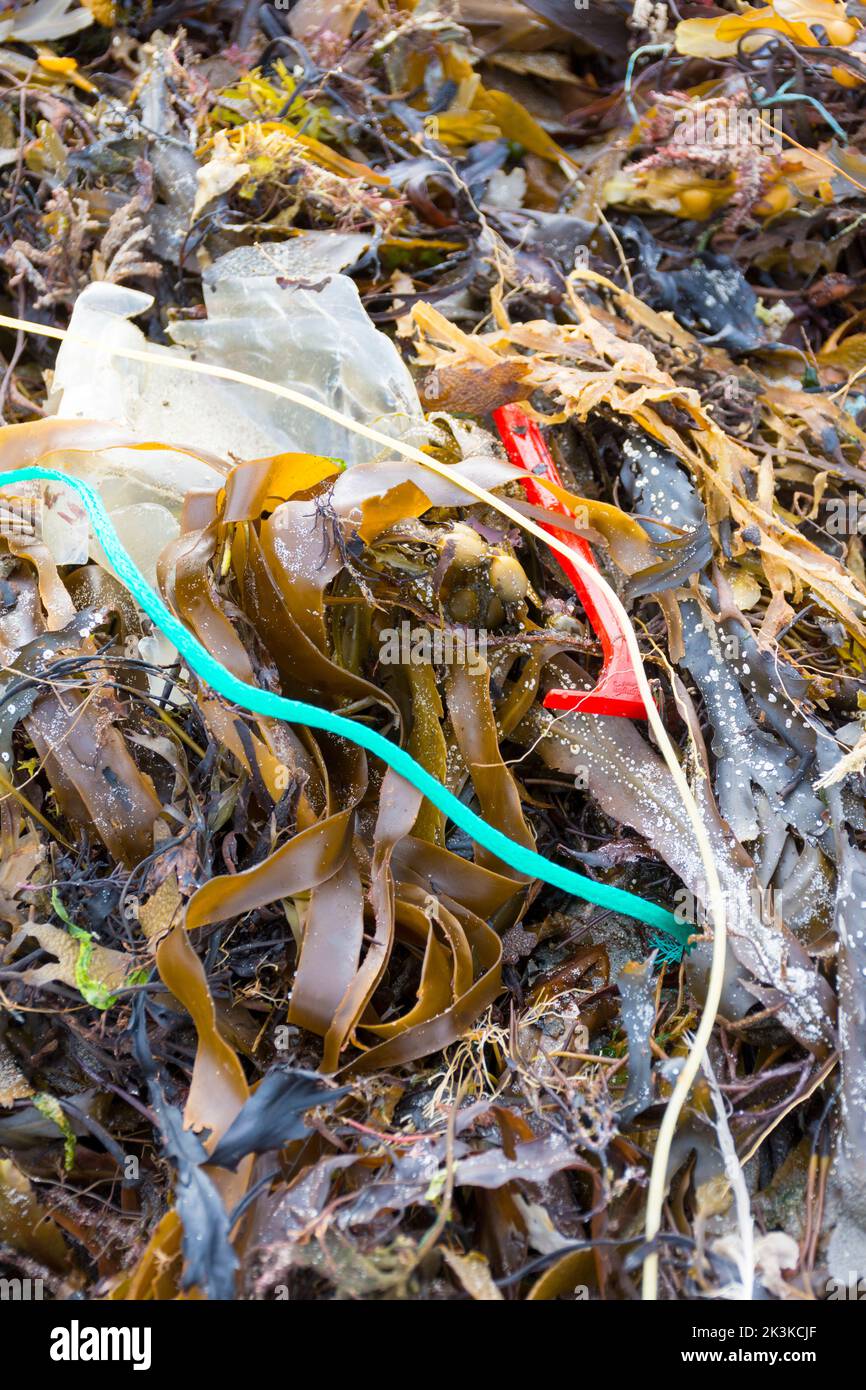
left=168, top=240, right=424, bottom=465
left=41, top=237, right=426, bottom=576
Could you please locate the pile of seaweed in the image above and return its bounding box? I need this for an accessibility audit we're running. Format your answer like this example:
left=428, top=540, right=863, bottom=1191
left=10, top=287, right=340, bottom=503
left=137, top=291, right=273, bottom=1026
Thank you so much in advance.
left=1, top=0, right=866, bottom=1302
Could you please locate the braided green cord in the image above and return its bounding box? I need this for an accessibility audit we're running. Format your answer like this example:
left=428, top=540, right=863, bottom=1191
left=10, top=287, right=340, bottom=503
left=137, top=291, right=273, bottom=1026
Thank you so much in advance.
left=1, top=466, right=688, bottom=946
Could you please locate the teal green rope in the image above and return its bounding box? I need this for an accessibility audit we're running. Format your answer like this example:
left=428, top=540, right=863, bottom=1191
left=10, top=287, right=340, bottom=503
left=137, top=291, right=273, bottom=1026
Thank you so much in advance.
left=2, top=467, right=688, bottom=947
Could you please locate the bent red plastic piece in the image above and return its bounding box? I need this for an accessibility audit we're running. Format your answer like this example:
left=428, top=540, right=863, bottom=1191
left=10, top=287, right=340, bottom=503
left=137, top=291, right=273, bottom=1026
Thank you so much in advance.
left=492, top=403, right=647, bottom=720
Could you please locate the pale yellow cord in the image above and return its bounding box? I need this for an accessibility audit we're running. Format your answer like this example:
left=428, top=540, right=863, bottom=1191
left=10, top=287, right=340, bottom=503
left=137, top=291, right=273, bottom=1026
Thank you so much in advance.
left=0, top=310, right=727, bottom=1298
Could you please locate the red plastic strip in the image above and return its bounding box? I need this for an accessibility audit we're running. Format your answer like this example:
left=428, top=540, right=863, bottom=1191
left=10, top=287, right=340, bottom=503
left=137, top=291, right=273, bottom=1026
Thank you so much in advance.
left=493, top=403, right=647, bottom=719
